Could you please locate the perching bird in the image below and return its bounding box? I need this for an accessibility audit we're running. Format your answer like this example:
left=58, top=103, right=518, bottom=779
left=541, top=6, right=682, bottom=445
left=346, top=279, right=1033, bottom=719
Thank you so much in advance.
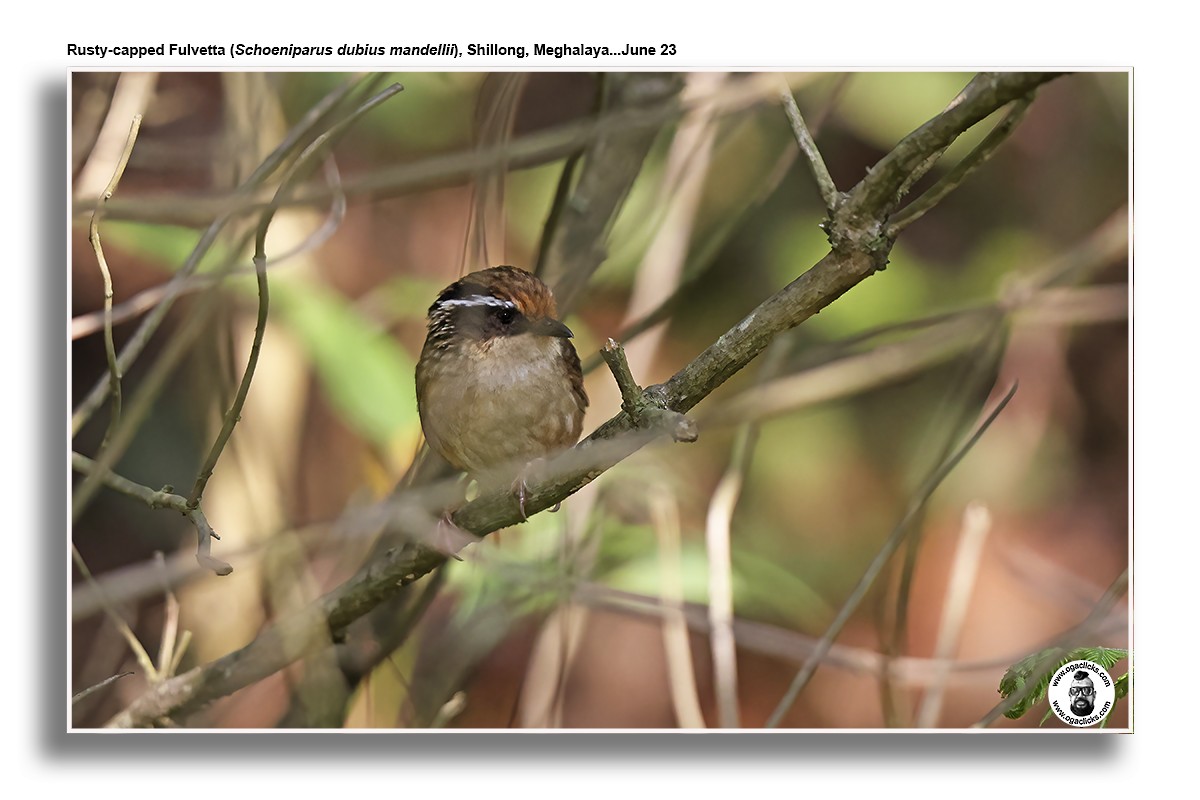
left=415, top=266, right=588, bottom=519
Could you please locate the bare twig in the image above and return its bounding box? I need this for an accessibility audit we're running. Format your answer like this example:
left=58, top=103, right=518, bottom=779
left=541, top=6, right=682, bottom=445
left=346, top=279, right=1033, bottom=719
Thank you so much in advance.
left=700, top=314, right=993, bottom=429
left=701, top=338, right=792, bottom=729
left=186, top=83, right=404, bottom=510
left=838, top=73, right=1062, bottom=228
left=600, top=338, right=697, bottom=442
left=620, top=72, right=723, bottom=377
left=87, top=113, right=142, bottom=446
left=578, top=583, right=1126, bottom=686
left=71, top=158, right=349, bottom=341
left=72, top=671, right=135, bottom=706
left=780, top=83, right=839, bottom=211
left=71, top=452, right=233, bottom=575
left=915, top=502, right=993, bottom=727
left=888, top=95, right=1035, bottom=236
left=75, top=73, right=156, bottom=198
left=704, top=439, right=745, bottom=728
left=766, top=383, right=1019, bottom=727
left=651, top=489, right=706, bottom=728
left=71, top=543, right=158, bottom=679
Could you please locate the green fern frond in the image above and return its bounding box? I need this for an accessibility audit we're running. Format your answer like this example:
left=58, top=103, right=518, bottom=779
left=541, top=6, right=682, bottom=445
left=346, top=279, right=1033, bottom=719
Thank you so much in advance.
left=998, top=645, right=1130, bottom=721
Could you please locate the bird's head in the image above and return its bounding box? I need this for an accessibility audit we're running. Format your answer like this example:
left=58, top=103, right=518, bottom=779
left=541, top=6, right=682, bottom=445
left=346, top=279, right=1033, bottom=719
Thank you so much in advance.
left=426, top=266, right=574, bottom=348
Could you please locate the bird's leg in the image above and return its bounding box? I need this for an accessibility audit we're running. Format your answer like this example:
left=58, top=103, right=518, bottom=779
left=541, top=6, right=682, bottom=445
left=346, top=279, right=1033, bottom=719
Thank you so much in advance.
left=510, top=457, right=553, bottom=521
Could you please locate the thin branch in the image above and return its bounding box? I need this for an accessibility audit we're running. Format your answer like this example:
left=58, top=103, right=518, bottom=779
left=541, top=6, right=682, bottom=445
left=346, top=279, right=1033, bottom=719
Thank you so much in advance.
left=87, top=113, right=142, bottom=446
left=704, top=437, right=745, bottom=728
left=650, top=489, right=706, bottom=728
left=71, top=543, right=158, bottom=680
left=577, top=583, right=1126, bottom=686
left=839, top=73, right=1063, bottom=229
left=71, top=157, right=348, bottom=341
left=807, top=74, right=853, bottom=138
left=579, top=132, right=801, bottom=376
left=72, top=671, right=135, bottom=706
left=71, top=452, right=233, bottom=575
left=779, top=84, right=839, bottom=211
left=186, top=83, right=404, bottom=510
left=766, top=383, right=1019, bottom=728
left=71, top=452, right=185, bottom=512
left=154, top=551, right=187, bottom=680
left=888, top=95, right=1035, bottom=236
left=74, top=73, right=156, bottom=198
left=600, top=338, right=698, bottom=442
left=702, top=337, right=791, bottom=729
left=699, top=314, right=994, bottom=429
left=914, top=502, right=993, bottom=727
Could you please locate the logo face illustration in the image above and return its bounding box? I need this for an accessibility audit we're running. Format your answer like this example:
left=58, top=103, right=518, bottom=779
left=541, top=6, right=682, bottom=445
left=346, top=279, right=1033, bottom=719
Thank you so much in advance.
left=1047, top=660, right=1116, bottom=727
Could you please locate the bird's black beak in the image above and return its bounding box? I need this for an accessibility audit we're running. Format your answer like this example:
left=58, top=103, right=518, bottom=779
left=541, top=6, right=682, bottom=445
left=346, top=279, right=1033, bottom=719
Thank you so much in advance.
left=533, top=318, right=574, bottom=338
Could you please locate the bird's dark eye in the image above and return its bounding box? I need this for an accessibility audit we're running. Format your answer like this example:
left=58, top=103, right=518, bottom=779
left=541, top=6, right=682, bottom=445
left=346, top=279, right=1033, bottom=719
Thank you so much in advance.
left=496, top=308, right=516, bottom=325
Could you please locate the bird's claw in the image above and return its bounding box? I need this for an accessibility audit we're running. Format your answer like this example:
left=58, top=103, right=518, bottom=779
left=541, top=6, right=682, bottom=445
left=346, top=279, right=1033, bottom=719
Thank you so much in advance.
left=511, top=475, right=530, bottom=521
left=510, top=457, right=552, bottom=521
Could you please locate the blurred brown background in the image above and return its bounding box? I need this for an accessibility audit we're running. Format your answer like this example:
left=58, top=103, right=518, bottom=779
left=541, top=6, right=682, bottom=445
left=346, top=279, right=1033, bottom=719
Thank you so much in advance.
left=70, top=71, right=1129, bottom=729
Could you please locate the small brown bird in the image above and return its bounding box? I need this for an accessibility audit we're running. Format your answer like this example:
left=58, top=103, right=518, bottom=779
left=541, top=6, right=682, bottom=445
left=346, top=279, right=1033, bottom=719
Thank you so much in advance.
left=415, top=266, right=588, bottom=518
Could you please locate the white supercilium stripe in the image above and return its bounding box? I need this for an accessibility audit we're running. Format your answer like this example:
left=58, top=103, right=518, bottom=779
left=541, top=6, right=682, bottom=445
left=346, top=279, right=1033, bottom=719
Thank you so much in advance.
left=438, top=296, right=517, bottom=310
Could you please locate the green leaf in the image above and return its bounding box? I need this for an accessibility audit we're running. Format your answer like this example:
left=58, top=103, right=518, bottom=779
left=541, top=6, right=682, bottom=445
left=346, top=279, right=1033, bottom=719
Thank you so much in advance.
left=997, top=645, right=1131, bottom=721
left=1074, top=647, right=1129, bottom=671
left=1114, top=672, right=1129, bottom=700
left=271, top=276, right=417, bottom=447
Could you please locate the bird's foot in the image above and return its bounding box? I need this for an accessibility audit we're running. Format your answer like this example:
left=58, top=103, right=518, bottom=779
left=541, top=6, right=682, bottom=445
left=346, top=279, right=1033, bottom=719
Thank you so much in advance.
left=510, top=458, right=551, bottom=521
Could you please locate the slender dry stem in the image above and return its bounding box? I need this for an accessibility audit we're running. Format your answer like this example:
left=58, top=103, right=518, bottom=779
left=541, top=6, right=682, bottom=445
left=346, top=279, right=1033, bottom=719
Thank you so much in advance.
left=888, top=96, right=1035, bottom=236
left=87, top=113, right=142, bottom=446
left=186, top=83, right=404, bottom=510
left=766, top=384, right=1019, bottom=727
left=71, top=543, right=158, bottom=680
left=779, top=83, right=839, bottom=211
left=651, top=490, right=706, bottom=728
left=72, top=671, right=135, bottom=706
left=914, top=502, right=993, bottom=727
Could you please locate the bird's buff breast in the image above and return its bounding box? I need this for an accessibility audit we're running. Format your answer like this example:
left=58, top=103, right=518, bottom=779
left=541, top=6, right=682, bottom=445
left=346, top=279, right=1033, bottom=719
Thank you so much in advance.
left=417, top=335, right=583, bottom=477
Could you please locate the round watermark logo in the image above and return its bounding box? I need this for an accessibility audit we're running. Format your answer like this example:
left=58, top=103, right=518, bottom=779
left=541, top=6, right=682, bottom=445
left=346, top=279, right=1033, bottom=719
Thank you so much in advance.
left=1047, top=660, right=1116, bottom=727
